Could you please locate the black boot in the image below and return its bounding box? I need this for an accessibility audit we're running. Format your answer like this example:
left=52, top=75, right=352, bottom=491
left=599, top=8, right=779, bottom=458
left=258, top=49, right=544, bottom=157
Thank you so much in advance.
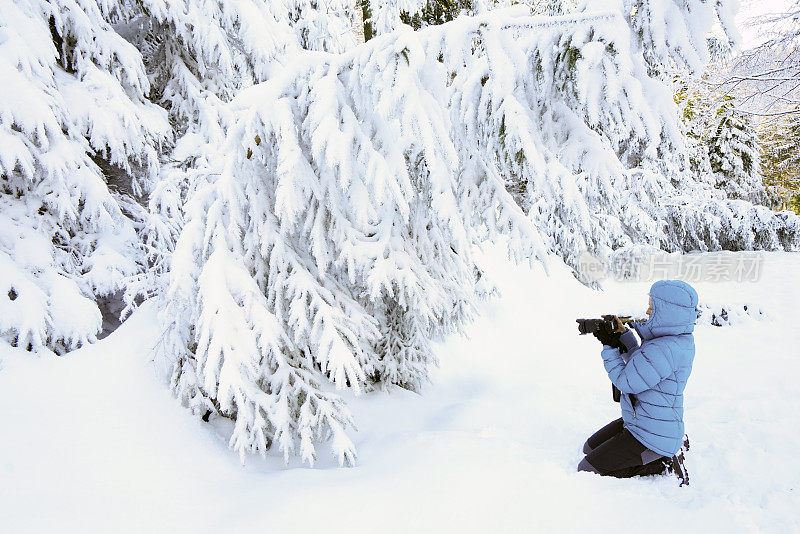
left=668, top=434, right=691, bottom=487
left=635, top=457, right=671, bottom=476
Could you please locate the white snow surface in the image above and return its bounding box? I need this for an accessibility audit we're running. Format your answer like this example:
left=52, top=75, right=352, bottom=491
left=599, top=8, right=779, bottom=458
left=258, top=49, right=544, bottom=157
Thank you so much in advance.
left=1, top=246, right=798, bottom=533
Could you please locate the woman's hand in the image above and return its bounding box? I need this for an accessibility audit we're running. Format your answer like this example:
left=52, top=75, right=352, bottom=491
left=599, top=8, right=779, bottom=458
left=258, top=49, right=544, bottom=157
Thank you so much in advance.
left=594, top=323, right=622, bottom=347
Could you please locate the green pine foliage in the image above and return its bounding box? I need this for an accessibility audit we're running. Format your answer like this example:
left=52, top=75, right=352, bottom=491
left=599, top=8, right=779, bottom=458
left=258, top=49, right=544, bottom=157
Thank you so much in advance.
left=400, top=0, right=473, bottom=29
left=760, top=110, right=800, bottom=213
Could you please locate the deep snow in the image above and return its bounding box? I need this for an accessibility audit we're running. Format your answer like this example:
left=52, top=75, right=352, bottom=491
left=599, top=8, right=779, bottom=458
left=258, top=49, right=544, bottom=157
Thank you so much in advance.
left=1, top=246, right=798, bottom=533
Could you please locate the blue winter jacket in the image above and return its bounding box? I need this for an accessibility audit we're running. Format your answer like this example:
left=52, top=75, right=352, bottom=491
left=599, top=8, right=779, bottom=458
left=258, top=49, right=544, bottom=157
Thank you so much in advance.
left=601, top=280, right=699, bottom=457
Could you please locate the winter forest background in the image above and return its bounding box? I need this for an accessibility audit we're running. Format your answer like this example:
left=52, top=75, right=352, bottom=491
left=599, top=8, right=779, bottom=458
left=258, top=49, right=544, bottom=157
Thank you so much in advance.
left=2, top=0, right=799, bottom=467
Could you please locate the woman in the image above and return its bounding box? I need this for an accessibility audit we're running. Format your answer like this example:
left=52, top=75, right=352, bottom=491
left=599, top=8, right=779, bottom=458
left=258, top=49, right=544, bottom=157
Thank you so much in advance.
left=577, top=279, right=698, bottom=481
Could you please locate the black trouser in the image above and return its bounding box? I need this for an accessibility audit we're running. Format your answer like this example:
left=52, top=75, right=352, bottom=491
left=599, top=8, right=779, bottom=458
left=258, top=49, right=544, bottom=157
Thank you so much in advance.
left=578, top=418, right=669, bottom=478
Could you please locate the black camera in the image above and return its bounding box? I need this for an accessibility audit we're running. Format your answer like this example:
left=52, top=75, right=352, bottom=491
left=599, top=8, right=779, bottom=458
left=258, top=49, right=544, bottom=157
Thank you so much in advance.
left=576, top=315, right=634, bottom=336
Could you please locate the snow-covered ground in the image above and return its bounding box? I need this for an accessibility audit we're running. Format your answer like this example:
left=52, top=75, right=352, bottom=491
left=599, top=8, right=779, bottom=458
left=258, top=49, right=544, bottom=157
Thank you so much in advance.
left=1, top=247, right=798, bottom=533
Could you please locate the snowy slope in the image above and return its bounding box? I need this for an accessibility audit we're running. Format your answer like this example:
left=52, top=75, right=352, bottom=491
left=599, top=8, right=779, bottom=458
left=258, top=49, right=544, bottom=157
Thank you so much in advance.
left=1, top=247, right=798, bottom=533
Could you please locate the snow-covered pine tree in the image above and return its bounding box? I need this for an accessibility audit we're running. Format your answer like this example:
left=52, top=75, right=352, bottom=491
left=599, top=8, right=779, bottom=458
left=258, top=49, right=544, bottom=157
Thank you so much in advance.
left=672, top=74, right=715, bottom=186
left=708, top=96, right=762, bottom=201
left=162, top=13, right=570, bottom=465
left=0, top=0, right=170, bottom=353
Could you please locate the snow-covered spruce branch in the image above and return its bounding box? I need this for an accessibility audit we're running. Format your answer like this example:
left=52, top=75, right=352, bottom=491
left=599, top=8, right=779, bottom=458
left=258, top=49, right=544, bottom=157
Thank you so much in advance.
left=0, top=0, right=170, bottom=352
left=616, top=0, right=741, bottom=76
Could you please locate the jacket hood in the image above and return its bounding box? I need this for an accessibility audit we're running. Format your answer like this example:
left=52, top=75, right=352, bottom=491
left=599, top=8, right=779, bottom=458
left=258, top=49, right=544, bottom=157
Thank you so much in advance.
left=633, top=280, right=699, bottom=341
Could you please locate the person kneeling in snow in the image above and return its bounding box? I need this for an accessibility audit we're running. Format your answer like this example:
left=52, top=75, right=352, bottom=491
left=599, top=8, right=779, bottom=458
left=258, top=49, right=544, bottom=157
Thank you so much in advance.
left=578, top=280, right=698, bottom=482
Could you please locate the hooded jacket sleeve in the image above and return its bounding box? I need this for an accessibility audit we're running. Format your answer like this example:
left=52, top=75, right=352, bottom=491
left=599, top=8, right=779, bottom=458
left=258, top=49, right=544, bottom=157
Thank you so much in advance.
left=601, top=343, right=672, bottom=395
left=619, top=329, right=639, bottom=352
